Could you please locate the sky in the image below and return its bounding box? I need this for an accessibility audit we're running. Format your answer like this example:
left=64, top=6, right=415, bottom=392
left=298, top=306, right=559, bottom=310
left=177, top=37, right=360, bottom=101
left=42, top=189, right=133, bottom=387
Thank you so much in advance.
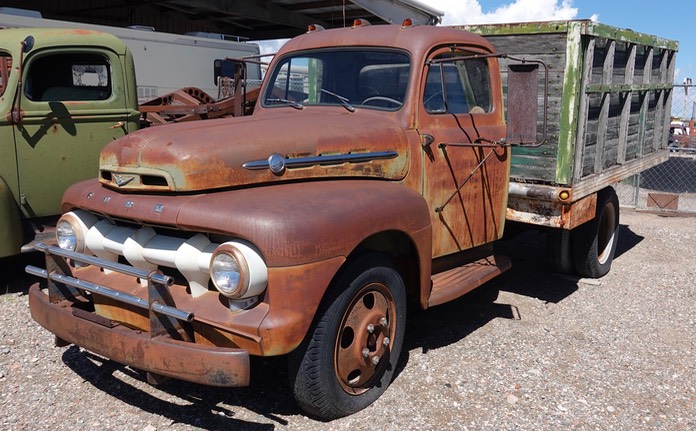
left=258, top=0, right=689, bottom=84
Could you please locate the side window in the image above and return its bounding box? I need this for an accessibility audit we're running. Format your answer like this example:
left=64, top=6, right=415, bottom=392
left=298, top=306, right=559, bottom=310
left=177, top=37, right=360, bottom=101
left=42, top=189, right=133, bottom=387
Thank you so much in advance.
left=424, top=55, right=492, bottom=114
left=0, top=52, right=11, bottom=98
left=24, top=53, right=111, bottom=102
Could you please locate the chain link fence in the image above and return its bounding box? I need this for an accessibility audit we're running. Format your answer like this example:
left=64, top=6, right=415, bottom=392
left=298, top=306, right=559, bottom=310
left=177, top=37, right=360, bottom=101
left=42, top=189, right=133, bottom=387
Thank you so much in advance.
left=615, top=83, right=696, bottom=214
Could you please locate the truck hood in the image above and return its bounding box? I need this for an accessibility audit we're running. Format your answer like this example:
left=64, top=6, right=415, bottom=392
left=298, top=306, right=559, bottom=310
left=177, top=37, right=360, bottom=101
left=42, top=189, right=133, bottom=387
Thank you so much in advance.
left=99, top=110, right=411, bottom=193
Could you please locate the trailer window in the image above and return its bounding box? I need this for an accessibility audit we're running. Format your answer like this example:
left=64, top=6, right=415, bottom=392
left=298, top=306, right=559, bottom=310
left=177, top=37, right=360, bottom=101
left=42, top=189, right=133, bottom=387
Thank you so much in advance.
left=24, top=53, right=112, bottom=102
left=263, top=49, right=410, bottom=111
left=424, top=55, right=491, bottom=114
left=0, top=52, right=11, bottom=98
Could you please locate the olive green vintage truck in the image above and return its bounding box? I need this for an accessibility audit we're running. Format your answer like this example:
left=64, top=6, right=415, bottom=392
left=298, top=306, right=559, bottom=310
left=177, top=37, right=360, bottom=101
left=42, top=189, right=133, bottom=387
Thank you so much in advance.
left=26, top=20, right=676, bottom=419
left=0, top=28, right=139, bottom=258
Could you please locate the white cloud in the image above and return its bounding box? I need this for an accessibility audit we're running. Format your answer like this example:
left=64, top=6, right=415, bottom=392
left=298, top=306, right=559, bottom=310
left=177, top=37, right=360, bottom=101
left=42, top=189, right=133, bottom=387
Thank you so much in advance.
left=426, top=0, right=579, bottom=25
left=255, top=38, right=289, bottom=56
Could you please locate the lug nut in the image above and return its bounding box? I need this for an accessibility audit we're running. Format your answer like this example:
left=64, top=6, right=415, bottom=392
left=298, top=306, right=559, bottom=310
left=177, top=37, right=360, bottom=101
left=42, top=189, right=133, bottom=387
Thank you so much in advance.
left=379, top=317, right=388, bottom=327
left=371, top=356, right=380, bottom=366
left=362, top=348, right=370, bottom=358
left=383, top=337, right=390, bottom=347
left=367, top=324, right=375, bottom=334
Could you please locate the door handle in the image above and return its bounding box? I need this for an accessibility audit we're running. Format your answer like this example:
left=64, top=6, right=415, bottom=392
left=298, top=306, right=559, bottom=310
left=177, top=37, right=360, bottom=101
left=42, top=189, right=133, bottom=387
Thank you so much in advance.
left=109, top=121, right=125, bottom=129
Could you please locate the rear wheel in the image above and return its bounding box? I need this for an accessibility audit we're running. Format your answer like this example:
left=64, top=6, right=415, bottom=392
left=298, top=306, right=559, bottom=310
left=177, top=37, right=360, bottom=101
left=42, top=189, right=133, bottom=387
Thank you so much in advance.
left=573, top=188, right=620, bottom=278
left=547, top=228, right=574, bottom=274
left=289, top=253, right=406, bottom=420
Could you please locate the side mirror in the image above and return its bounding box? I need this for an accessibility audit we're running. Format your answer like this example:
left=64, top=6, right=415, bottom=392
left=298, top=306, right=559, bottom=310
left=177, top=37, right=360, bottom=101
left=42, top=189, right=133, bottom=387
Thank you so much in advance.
left=506, top=63, right=542, bottom=145
left=214, top=58, right=240, bottom=85
left=507, top=62, right=548, bottom=147
left=22, top=35, right=34, bottom=53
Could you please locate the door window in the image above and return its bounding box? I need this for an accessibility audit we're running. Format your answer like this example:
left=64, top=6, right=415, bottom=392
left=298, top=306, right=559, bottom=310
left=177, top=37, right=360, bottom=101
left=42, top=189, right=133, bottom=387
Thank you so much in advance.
left=424, top=54, right=491, bottom=114
left=24, top=53, right=111, bottom=102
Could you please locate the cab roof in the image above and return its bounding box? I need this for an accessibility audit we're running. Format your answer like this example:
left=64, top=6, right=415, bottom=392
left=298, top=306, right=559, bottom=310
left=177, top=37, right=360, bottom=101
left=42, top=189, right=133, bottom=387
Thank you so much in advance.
left=0, top=27, right=128, bottom=55
left=278, top=23, right=496, bottom=59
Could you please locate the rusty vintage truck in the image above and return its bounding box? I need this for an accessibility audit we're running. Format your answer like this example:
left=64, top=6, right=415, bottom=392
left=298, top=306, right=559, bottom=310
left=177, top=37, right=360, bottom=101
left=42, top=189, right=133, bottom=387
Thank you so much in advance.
left=26, top=19, right=676, bottom=419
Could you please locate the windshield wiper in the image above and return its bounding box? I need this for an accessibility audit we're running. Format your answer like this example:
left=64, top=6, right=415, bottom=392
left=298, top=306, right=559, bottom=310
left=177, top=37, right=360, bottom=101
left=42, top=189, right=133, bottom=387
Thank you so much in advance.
left=320, top=89, right=355, bottom=112
left=267, top=97, right=304, bottom=110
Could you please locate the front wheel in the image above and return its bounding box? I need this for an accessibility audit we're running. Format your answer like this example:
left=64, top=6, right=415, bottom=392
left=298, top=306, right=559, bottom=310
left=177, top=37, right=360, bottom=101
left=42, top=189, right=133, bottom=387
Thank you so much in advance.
left=289, top=253, right=406, bottom=420
left=573, top=188, right=620, bottom=278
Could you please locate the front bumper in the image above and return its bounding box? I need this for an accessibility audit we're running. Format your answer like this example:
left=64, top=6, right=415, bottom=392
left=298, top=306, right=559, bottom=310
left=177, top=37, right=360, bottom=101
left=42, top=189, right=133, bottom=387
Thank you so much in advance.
left=29, top=284, right=250, bottom=387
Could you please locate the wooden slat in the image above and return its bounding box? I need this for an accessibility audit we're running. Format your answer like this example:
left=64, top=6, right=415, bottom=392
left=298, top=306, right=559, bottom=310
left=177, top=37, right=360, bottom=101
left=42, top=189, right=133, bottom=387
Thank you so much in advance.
left=637, top=47, right=654, bottom=158
left=573, top=37, right=595, bottom=181
left=652, top=50, right=668, bottom=151
left=594, top=40, right=615, bottom=174
left=617, top=43, right=637, bottom=164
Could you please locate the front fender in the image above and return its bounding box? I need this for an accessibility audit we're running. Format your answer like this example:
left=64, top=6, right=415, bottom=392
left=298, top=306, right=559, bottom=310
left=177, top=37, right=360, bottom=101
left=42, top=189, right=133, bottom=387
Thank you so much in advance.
left=0, top=177, right=23, bottom=258
left=176, top=179, right=432, bottom=266
left=63, top=179, right=432, bottom=267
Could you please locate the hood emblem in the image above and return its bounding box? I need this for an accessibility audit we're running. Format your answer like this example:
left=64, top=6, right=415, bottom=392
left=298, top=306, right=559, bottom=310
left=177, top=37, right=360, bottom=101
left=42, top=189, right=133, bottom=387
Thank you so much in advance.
left=268, top=153, right=286, bottom=175
left=113, top=174, right=135, bottom=187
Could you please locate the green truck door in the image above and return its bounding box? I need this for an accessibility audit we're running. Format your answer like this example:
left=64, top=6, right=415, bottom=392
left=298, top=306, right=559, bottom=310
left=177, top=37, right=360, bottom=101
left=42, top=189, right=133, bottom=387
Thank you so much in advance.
left=14, top=48, right=129, bottom=219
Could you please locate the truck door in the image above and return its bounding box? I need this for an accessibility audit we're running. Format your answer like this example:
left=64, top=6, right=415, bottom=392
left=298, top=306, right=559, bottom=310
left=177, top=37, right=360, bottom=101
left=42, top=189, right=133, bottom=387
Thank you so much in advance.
left=417, top=48, right=509, bottom=258
left=14, top=49, right=130, bottom=219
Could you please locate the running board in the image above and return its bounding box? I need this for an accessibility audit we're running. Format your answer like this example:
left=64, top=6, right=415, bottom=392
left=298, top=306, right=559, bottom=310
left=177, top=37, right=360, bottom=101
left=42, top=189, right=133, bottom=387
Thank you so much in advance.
left=428, top=255, right=511, bottom=307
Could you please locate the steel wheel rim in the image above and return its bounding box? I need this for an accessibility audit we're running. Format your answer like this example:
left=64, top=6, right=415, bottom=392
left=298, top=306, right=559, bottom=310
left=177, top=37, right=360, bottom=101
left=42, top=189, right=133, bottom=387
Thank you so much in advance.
left=334, top=282, right=396, bottom=395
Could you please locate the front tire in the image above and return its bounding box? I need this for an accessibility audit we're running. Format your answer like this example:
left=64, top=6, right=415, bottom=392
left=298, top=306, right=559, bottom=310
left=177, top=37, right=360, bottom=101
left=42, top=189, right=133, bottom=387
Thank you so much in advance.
left=573, top=187, right=620, bottom=278
left=289, top=253, right=407, bottom=420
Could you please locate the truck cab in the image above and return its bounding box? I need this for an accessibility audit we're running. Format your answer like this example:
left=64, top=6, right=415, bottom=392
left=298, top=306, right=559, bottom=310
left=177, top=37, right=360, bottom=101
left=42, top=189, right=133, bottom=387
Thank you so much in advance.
left=0, top=28, right=139, bottom=258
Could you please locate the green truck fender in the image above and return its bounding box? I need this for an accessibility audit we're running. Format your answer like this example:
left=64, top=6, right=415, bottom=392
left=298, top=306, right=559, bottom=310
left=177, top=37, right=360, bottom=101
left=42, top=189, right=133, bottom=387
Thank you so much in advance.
left=0, top=176, right=23, bottom=259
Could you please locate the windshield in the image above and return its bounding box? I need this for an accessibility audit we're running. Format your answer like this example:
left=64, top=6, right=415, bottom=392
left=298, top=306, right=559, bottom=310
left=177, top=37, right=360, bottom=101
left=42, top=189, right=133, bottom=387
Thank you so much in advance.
left=262, top=49, right=410, bottom=111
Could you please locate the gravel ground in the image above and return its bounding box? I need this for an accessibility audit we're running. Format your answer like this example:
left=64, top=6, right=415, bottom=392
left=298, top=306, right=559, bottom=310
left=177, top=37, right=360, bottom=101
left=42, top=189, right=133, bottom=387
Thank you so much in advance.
left=1, top=209, right=694, bottom=430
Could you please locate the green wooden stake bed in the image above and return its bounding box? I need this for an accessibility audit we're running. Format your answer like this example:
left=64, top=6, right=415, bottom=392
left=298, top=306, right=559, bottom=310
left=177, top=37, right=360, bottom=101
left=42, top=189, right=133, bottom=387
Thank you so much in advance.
left=460, top=20, right=678, bottom=275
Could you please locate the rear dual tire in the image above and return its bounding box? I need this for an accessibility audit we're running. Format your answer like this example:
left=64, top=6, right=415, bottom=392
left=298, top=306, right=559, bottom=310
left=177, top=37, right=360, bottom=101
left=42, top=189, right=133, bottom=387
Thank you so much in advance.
left=573, top=187, right=620, bottom=278
left=548, top=187, right=620, bottom=278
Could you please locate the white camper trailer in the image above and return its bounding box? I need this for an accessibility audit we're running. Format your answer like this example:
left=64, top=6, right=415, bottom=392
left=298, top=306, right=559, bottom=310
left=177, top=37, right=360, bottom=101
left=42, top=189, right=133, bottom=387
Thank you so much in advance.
left=0, top=8, right=261, bottom=102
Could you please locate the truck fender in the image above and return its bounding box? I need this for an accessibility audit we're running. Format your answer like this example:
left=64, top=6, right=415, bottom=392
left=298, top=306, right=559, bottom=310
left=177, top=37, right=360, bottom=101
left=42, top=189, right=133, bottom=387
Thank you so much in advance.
left=62, top=179, right=434, bottom=354
left=178, top=179, right=434, bottom=354
left=0, top=177, right=23, bottom=258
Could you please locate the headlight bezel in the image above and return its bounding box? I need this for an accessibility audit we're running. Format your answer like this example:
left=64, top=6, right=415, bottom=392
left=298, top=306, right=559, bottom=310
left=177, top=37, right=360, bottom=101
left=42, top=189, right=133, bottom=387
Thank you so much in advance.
left=55, top=211, right=93, bottom=253
left=210, top=243, right=250, bottom=298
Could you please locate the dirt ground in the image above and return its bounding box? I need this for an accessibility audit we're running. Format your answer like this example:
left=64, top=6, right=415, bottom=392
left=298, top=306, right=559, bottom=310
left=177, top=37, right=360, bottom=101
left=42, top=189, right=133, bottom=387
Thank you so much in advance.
left=1, top=209, right=694, bottom=430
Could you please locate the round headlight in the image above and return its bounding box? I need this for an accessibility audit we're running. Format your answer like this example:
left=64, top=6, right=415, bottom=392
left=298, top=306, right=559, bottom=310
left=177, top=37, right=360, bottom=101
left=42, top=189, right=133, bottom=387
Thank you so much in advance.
left=210, top=246, right=249, bottom=298
left=56, top=219, right=77, bottom=251
left=55, top=210, right=97, bottom=253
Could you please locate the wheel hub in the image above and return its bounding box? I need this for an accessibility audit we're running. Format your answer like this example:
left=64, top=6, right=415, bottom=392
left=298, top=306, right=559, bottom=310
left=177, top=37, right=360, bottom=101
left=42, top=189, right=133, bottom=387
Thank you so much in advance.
left=334, top=283, right=396, bottom=394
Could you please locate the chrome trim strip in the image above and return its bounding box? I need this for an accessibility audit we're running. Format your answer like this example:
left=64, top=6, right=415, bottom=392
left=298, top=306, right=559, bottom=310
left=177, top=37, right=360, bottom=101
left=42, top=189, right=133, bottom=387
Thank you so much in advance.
left=242, top=150, right=399, bottom=171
